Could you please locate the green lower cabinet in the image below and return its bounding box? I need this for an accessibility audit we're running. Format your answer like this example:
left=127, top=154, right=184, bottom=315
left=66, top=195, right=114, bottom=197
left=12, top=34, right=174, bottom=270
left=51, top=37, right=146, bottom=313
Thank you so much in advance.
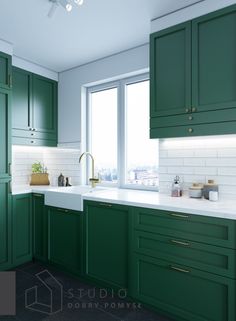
left=0, top=179, right=11, bottom=271
left=130, top=254, right=235, bottom=321
left=32, top=193, right=48, bottom=262
left=48, top=207, right=83, bottom=275
left=12, top=194, right=32, bottom=266
left=84, top=201, right=129, bottom=289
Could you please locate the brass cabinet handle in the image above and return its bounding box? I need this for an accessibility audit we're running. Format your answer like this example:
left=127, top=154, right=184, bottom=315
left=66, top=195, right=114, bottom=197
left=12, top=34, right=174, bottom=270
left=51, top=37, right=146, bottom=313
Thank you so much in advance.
left=185, top=108, right=190, bottom=113
left=8, top=163, right=12, bottom=176
left=99, top=203, right=112, bottom=208
left=8, top=181, right=12, bottom=194
left=192, top=107, right=197, bottom=112
left=170, top=239, right=190, bottom=247
left=57, top=208, right=69, bottom=213
left=170, top=213, right=189, bottom=219
left=170, top=265, right=190, bottom=274
left=188, top=116, right=193, bottom=121
left=33, top=193, right=43, bottom=197
left=8, top=75, right=12, bottom=88
left=188, top=128, right=193, bottom=133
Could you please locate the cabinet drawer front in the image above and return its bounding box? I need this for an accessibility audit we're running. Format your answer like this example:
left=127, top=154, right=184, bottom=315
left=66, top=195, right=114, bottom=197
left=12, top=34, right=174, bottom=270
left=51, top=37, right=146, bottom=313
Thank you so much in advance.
left=133, top=207, right=236, bottom=249
left=12, top=136, right=57, bottom=147
left=151, top=108, right=236, bottom=129
left=130, top=254, right=235, bottom=321
left=133, top=231, right=236, bottom=278
left=150, top=120, right=236, bottom=139
left=12, top=129, right=56, bottom=140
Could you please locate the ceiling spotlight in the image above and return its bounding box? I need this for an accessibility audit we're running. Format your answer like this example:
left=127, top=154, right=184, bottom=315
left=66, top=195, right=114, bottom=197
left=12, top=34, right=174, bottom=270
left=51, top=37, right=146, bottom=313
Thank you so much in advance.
left=59, top=0, right=72, bottom=12
left=74, top=0, right=84, bottom=5
left=48, top=0, right=84, bottom=17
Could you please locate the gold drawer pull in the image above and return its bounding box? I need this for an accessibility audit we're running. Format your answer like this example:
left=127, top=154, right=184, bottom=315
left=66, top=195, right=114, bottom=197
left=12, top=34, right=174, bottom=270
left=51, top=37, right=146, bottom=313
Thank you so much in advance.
left=170, top=265, right=190, bottom=274
left=99, top=203, right=112, bottom=208
left=188, top=128, right=193, bottom=133
left=57, top=208, right=69, bottom=213
left=170, top=213, right=189, bottom=219
left=188, top=116, right=193, bottom=120
left=192, top=107, right=197, bottom=112
left=185, top=108, right=190, bottom=113
left=33, top=193, right=43, bottom=197
left=171, top=239, right=190, bottom=247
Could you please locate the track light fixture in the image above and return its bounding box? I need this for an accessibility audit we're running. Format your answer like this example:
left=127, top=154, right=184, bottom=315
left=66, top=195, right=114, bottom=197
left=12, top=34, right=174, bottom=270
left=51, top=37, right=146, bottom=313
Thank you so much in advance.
left=48, top=0, right=84, bottom=18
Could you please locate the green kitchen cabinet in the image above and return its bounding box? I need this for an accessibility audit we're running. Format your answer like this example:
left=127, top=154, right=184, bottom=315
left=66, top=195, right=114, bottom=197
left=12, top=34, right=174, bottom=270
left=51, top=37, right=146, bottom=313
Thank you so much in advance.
left=48, top=207, right=83, bottom=275
left=12, top=194, right=32, bottom=266
left=84, top=201, right=129, bottom=289
left=130, top=254, right=235, bottom=321
left=32, top=193, right=48, bottom=262
left=150, top=4, right=236, bottom=138
left=0, top=179, right=12, bottom=271
left=12, top=67, right=57, bottom=146
left=150, top=22, right=191, bottom=118
left=0, top=52, right=12, bottom=90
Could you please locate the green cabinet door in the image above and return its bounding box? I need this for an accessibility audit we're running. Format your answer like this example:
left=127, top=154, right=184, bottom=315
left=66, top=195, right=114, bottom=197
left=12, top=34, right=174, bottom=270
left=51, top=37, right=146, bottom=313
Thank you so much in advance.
left=12, top=194, right=32, bottom=266
left=0, top=179, right=12, bottom=271
left=192, top=5, right=236, bottom=113
left=32, top=74, right=57, bottom=135
left=32, top=193, right=48, bottom=262
left=84, top=201, right=129, bottom=289
left=130, top=254, right=236, bottom=321
left=0, top=89, right=11, bottom=179
left=48, top=207, right=83, bottom=275
left=0, top=52, right=12, bottom=90
left=150, top=22, right=191, bottom=117
left=12, top=67, right=32, bottom=132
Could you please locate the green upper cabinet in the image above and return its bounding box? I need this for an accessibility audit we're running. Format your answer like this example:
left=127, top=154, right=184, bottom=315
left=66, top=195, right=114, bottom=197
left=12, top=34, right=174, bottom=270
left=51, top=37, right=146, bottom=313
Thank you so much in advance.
left=84, top=201, right=129, bottom=289
left=150, top=4, right=236, bottom=139
left=32, top=74, right=57, bottom=134
left=12, top=67, right=31, bottom=131
left=192, top=5, right=236, bottom=112
left=0, top=89, right=11, bottom=179
left=12, top=67, right=57, bottom=146
left=0, top=52, right=12, bottom=90
left=150, top=22, right=191, bottom=117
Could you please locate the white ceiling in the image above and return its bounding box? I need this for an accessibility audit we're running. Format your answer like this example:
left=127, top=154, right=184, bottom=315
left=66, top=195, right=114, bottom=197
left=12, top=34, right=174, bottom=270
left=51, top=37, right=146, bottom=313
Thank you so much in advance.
left=0, top=0, right=202, bottom=72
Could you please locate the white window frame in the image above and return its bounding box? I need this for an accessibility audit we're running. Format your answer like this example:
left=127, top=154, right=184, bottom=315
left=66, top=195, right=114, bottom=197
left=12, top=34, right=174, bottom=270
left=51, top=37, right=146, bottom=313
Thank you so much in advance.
left=87, top=73, right=159, bottom=191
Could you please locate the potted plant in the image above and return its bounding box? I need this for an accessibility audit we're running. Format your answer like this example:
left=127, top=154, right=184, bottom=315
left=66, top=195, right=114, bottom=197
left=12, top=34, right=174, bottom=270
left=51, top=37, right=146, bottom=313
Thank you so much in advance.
left=30, top=162, right=50, bottom=185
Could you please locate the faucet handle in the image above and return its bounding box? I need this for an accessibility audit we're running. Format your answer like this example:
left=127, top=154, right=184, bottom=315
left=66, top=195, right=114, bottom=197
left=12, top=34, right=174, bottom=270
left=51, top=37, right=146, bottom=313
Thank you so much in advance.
left=89, top=177, right=100, bottom=188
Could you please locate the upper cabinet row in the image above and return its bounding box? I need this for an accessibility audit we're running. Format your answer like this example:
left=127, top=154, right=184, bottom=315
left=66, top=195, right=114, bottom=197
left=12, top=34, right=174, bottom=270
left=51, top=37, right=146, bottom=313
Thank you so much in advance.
left=12, top=67, right=57, bottom=146
left=150, top=4, right=236, bottom=138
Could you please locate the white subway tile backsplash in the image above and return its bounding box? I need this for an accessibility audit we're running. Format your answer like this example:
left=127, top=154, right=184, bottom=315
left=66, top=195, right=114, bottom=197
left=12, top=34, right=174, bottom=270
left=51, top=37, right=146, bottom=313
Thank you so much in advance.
left=183, top=158, right=205, bottom=166
left=159, top=158, right=184, bottom=166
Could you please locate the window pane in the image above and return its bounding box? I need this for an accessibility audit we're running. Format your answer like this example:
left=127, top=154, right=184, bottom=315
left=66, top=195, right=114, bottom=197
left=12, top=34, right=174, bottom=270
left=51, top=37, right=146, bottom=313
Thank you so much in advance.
left=125, top=80, right=159, bottom=187
left=90, top=87, right=118, bottom=183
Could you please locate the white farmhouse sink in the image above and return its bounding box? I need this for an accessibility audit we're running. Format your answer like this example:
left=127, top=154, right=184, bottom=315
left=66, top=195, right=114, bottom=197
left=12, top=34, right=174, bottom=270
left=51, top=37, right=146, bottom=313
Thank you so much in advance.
left=45, top=185, right=104, bottom=211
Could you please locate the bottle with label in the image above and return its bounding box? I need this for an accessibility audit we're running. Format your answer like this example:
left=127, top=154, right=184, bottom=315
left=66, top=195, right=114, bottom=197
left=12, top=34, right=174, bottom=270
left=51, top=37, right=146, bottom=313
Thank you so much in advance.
left=58, top=173, right=65, bottom=187
left=171, top=176, right=182, bottom=197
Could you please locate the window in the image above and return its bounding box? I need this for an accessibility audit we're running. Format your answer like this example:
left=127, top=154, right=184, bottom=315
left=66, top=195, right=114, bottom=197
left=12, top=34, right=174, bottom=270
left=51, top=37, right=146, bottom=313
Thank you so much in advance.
left=87, top=74, right=159, bottom=190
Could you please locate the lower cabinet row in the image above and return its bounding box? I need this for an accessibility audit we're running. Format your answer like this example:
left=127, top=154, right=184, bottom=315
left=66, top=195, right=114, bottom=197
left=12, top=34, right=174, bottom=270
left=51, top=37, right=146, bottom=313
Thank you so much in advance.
left=9, top=194, right=236, bottom=321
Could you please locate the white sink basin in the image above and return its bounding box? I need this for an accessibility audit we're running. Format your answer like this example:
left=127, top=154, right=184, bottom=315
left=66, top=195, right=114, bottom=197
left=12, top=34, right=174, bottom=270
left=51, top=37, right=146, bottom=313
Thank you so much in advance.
left=45, top=185, right=104, bottom=211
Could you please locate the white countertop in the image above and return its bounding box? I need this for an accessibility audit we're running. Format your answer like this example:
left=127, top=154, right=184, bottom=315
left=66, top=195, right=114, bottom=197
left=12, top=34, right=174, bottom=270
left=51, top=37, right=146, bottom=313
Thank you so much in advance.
left=12, top=185, right=236, bottom=220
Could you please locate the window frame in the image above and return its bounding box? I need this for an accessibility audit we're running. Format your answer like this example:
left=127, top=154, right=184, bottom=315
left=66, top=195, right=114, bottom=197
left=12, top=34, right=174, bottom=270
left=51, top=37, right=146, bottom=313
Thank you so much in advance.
left=87, top=73, right=159, bottom=191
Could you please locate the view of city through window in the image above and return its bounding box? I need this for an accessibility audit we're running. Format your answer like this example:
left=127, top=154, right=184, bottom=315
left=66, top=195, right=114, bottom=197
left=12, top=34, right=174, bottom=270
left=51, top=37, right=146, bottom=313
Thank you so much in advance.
left=89, top=77, right=158, bottom=188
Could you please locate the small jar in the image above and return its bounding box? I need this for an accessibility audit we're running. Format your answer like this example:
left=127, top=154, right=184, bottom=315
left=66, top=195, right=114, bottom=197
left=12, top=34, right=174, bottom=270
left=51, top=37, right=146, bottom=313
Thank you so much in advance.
left=203, top=180, right=218, bottom=200
left=189, top=183, right=203, bottom=198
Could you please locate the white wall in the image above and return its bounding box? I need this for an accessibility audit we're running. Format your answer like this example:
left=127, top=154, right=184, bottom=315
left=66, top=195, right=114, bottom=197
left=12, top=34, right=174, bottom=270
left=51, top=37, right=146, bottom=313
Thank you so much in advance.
left=58, top=43, right=149, bottom=145
left=151, top=0, right=236, bottom=33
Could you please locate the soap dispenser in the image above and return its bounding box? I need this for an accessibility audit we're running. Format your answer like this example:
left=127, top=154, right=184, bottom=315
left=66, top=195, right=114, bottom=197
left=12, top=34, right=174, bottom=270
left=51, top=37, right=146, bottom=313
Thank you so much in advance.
left=171, top=176, right=182, bottom=197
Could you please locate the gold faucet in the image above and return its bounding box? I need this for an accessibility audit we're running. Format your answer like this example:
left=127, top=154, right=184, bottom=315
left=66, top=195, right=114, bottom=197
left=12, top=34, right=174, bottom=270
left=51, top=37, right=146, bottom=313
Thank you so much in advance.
left=79, top=152, right=100, bottom=188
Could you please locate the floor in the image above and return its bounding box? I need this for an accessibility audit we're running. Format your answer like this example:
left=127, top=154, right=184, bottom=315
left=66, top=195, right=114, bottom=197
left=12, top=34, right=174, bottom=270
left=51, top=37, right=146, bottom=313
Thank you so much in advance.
left=0, top=261, right=173, bottom=321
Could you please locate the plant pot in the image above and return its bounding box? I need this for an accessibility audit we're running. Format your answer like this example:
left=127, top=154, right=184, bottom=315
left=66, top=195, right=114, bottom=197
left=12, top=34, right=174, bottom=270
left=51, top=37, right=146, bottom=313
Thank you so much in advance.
left=30, top=173, right=50, bottom=186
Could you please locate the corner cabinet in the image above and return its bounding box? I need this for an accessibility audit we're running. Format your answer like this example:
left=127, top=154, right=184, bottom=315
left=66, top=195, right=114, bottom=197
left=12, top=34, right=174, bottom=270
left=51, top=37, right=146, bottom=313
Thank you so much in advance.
left=0, top=52, right=12, bottom=90
left=150, top=4, right=236, bottom=139
left=84, top=201, right=129, bottom=290
left=12, top=67, right=57, bottom=146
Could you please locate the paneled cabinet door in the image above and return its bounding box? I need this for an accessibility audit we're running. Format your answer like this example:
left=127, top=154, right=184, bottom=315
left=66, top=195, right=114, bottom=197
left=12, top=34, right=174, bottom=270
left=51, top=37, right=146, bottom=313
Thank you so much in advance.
left=150, top=22, right=191, bottom=117
left=0, top=180, right=11, bottom=271
left=33, top=194, right=48, bottom=262
left=12, top=194, right=32, bottom=266
left=0, top=52, right=12, bottom=90
left=192, top=5, right=236, bottom=113
left=84, top=201, right=129, bottom=289
left=0, top=89, right=11, bottom=178
left=12, top=67, right=32, bottom=131
left=32, top=74, right=57, bottom=134
left=48, top=207, right=82, bottom=275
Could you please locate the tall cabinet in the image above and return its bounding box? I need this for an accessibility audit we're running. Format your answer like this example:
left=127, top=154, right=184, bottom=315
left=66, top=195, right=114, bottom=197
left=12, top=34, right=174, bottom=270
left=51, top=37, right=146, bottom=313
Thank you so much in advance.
left=0, top=52, right=12, bottom=271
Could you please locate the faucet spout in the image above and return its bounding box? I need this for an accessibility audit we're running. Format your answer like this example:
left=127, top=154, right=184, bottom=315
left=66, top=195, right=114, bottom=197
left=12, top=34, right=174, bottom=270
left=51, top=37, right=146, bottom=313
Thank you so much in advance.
left=79, top=152, right=99, bottom=188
